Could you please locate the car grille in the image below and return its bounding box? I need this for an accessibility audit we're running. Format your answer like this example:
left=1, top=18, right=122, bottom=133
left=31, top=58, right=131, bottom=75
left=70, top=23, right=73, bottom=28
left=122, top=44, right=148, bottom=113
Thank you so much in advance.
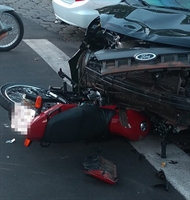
left=79, top=46, right=190, bottom=125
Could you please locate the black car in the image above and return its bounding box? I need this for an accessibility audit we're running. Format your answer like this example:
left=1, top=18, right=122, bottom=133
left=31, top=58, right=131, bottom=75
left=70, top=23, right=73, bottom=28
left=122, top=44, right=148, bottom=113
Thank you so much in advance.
left=69, top=0, right=190, bottom=128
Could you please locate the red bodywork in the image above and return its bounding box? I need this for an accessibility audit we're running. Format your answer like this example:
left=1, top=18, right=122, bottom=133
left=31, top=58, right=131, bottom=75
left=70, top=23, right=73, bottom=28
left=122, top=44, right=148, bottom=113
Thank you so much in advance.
left=83, top=156, right=118, bottom=184
left=27, top=104, right=77, bottom=141
left=26, top=104, right=151, bottom=146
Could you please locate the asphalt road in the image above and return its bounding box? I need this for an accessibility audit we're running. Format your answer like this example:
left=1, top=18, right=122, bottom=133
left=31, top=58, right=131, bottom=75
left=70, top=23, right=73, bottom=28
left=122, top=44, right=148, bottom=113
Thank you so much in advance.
left=0, top=5, right=189, bottom=200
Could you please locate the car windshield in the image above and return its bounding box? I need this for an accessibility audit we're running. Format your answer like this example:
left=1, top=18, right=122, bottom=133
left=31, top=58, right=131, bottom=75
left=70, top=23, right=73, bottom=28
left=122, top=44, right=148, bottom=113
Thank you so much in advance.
left=142, top=0, right=190, bottom=11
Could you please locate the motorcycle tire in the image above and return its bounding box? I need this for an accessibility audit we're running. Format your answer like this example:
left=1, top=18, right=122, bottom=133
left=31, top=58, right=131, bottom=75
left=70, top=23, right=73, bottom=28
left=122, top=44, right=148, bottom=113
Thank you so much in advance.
left=0, top=83, right=53, bottom=112
left=0, top=11, right=24, bottom=51
left=77, top=49, right=94, bottom=87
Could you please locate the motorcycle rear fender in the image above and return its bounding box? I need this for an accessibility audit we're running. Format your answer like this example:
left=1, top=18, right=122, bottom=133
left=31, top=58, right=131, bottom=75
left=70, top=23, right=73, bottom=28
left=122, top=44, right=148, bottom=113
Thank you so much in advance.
left=68, top=49, right=84, bottom=84
left=68, top=17, right=103, bottom=85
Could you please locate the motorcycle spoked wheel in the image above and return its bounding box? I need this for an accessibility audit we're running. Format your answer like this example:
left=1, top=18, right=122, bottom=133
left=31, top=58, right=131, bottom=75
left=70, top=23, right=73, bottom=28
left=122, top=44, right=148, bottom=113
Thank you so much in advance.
left=0, top=11, right=24, bottom=51
left=0, top=83, right=55, bottom=112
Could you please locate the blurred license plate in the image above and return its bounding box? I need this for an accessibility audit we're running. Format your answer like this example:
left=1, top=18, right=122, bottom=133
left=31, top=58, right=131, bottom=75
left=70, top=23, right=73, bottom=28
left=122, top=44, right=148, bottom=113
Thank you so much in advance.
left=11, top=103, right=36, bottom=135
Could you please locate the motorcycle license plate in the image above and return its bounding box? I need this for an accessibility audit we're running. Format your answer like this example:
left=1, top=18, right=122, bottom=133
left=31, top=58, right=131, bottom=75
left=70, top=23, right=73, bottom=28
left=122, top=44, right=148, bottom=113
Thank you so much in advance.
left=11, top=103, right=36, bottom=135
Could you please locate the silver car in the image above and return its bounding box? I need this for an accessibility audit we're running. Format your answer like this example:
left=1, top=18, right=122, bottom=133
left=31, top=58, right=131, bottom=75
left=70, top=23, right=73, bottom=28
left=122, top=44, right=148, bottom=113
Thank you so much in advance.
left=52, top=0, right=121, bottom=28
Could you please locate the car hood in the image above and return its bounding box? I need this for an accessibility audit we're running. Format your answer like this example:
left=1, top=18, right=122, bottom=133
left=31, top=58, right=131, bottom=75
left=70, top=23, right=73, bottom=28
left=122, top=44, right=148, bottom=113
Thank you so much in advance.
left=97, top=4, right=190, bottom=48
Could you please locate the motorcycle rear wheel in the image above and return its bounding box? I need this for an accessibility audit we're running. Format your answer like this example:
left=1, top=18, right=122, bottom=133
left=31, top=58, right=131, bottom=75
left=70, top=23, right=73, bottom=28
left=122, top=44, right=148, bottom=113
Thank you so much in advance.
left=0, top=83, right=51, bottom=112
left=0, top=11, right=24, bottom=51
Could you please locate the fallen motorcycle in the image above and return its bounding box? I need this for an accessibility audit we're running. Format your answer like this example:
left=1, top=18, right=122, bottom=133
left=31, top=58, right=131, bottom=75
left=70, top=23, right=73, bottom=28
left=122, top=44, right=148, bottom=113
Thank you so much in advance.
left=0, top=5, right=24, bottom=51
left=11, top=96, right=151, bottom=147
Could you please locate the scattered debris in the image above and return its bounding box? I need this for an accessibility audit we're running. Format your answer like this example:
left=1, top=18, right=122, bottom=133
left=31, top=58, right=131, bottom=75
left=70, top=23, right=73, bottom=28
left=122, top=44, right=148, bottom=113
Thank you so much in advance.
left=169, top=160, right=178, bottom=164
left=161, top=162, right=166, bottom=167
left=6, top=138, right=15, bottom=144
left=83, top=155, right=118, bottom=184
left=156, top=152, right=161, bottom=156
left=60, top=156, right=68, bottom=159
left=3, top=123, right=10, bottom=128
left=139, top=153, right=145, bottom=161
left=154, top=170, right=169, bottom=191
left=54, top=19, right=60, bottom=24
left=131, top=149, right=137, bottom=153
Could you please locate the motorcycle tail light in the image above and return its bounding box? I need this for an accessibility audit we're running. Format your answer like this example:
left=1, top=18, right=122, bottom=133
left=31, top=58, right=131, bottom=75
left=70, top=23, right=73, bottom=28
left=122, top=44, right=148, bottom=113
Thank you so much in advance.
left=35, top=96, right=43, bottom=109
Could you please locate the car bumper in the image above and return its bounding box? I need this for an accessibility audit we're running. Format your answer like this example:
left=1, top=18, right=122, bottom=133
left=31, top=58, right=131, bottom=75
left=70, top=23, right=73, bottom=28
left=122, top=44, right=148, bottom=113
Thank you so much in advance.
left=52, top=0, right=99, bottom=28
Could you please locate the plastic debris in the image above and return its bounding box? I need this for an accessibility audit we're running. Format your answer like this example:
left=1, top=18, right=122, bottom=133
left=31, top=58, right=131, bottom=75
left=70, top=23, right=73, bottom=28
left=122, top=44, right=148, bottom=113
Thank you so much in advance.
left=83, top=155, right=118, bottom=184
left=6, top=138, right=15, bottom=144
left=54, top=19, right=60, bottom=24
left=155, top=169, right=169, bottom=191
left=169, top=160, right=178, bottom=164
left=139, top=153, right=145, bottom=161
left=161, top=162, right=166, bottom=167
left=4, top=123, right=10, bottom=128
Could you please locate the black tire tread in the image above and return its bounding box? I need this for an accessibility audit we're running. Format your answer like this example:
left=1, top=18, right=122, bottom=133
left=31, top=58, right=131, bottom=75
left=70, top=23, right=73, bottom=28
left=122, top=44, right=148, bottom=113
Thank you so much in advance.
left=0, top=83, right=16, bottom=112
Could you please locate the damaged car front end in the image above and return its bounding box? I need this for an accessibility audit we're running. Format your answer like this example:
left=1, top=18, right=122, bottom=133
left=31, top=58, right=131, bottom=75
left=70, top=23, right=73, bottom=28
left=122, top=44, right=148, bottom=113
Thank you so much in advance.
left=69, top=1, right=190, bottom=156
left=69, top=1, right=190, bottom=126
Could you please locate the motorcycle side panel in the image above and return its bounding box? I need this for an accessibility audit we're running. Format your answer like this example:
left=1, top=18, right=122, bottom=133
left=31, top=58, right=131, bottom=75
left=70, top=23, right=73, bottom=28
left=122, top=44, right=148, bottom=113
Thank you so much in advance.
left=109, top=109, right=151, bottom=141
left=27, top=104, right=77, bottom=141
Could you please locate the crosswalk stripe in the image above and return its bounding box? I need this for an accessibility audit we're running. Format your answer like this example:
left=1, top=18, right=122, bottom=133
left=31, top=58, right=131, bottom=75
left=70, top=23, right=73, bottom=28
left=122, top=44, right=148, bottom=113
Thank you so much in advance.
left=24, top=39, right=190, bottom=200
left=23, top=39, right=71, bottom=86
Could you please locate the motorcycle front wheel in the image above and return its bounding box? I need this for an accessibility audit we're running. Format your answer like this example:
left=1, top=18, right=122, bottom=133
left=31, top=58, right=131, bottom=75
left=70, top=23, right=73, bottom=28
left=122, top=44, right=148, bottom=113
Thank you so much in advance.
left=77, top=49, right=95, bottom=87
left=0, top=83, right=51, bottom=112
left=0, top=11, right=24, bottom=51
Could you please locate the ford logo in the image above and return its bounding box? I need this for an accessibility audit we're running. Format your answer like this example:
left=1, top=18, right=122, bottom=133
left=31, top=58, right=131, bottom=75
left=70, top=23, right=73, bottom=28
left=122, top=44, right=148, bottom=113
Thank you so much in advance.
left=134, top=52, right=156, bottom=61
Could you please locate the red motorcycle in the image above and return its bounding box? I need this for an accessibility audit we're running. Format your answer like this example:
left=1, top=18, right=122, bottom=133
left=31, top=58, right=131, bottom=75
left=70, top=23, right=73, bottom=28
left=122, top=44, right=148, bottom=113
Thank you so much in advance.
left=11, top=95, right=151, bottom=148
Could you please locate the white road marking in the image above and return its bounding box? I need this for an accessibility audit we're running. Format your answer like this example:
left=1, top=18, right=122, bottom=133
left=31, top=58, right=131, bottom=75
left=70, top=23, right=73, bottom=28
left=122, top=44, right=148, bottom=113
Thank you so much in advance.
left=23, top=39, right=71, bottom=86
left=131, top=136, right=190, bottom=200
left=24, top=39, right=190, bottom=200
